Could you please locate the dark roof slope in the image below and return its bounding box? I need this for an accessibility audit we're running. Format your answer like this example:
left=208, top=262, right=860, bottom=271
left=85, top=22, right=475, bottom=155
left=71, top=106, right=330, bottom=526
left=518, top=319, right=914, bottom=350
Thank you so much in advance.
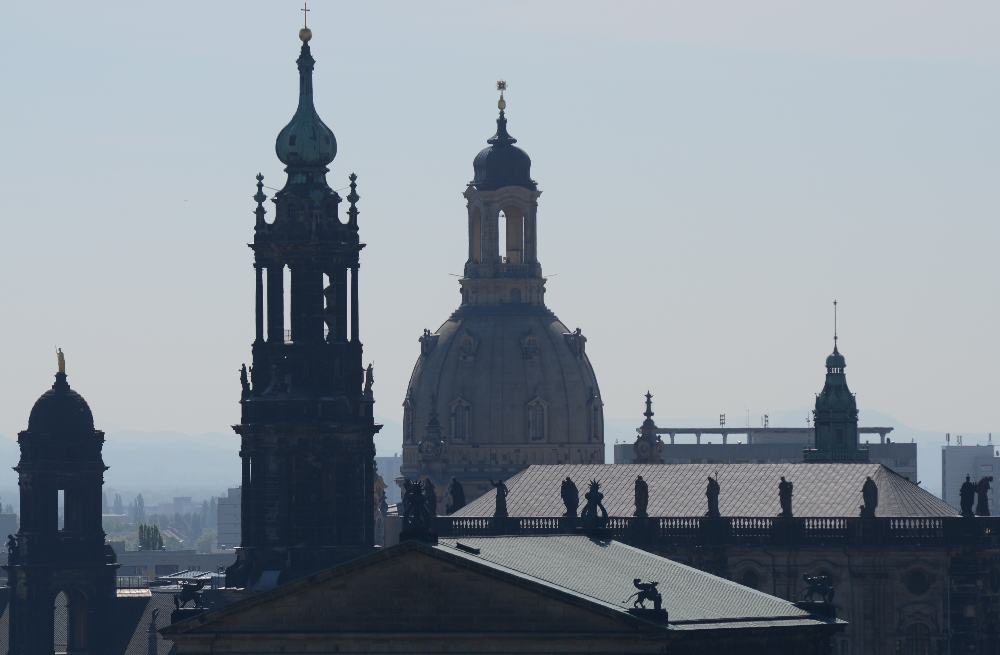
left=436, top=535, right=817, bottom=625
left=452, top=463, right=957, bottom=518
left=0, top=589, right=176, bottom=655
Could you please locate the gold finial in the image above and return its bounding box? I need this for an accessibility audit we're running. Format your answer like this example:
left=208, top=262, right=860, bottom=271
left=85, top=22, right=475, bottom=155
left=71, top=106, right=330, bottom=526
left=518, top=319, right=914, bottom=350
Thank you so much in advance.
left=299, top=2, right=312, bottom=42
left=56, top=348, right=66, bottom=374
left=497, top=80, right=507, bottom=111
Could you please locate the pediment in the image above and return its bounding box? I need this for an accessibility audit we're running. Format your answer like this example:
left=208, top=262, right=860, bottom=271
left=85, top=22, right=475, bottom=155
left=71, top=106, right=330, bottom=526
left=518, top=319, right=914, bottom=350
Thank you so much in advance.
left=170, top=544, right=636, bottom=636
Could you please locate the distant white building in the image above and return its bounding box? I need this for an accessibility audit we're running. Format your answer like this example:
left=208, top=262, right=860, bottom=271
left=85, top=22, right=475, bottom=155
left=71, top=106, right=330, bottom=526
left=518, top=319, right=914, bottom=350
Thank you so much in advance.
left=217, top=487, right=241, bottom=549
left=941, top=437, right=998, bottom=512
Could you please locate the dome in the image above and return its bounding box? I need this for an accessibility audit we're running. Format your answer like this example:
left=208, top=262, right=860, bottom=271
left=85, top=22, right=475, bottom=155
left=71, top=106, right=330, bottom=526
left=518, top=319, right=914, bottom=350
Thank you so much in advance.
left=471, top=112, right=536, bottom=192
left=275, top=41, right=337, bottom=168
left=825, top=346, right=846, bottom=370
left=405, top=307, right=601, bottom=450
left=27, top=373, right=95, bottom=435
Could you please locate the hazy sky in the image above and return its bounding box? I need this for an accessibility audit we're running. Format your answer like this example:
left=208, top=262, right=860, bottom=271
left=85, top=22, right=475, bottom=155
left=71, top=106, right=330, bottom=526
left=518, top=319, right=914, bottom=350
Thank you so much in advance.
left=1, top=1, right=998, bottom=457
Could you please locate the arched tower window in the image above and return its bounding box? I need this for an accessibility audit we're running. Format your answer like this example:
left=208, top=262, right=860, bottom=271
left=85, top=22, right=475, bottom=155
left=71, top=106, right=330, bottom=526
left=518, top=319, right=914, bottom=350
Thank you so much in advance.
left=527, top=398, right=547, bottom=441
left=469, top=207, right=482, bottom=264
left=402, top=398, right=414, bottom=444
left=450, top=398, right=471, bottom=442
left=500, top=207, right=525, bottom=264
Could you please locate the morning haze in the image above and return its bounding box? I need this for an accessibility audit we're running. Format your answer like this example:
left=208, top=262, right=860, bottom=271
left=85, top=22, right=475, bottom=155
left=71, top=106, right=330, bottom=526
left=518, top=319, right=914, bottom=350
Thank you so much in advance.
left=1, top=1, right=998, bottom=496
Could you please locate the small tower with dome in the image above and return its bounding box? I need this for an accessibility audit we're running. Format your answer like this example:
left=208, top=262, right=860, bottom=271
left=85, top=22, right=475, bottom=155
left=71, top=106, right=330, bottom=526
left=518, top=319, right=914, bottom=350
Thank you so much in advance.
left=804, top=302, right=869, bottom=462
left=401, top=85, right=605, bottom=508
left=6, top=354, right=118, bottom=653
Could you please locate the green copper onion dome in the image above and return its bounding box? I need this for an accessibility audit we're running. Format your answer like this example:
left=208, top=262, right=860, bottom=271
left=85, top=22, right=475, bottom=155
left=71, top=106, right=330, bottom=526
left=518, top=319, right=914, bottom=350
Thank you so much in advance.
left=275, top=29, right=337, bottom=168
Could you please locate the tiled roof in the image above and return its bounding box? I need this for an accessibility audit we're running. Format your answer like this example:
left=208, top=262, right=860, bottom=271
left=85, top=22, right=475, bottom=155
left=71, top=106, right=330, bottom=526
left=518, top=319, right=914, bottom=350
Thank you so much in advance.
left=436, top=535, right=819, bottom=625
left=452, top=463, right=957, bottom=518
left=0, top=588, right=176, bottom=655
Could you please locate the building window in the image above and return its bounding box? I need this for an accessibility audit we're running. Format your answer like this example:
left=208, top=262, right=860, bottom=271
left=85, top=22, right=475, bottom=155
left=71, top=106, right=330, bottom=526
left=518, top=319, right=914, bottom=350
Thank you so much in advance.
left=528, top=398, right=547, bottom=441
left=450, top=399, right=471, bottom=442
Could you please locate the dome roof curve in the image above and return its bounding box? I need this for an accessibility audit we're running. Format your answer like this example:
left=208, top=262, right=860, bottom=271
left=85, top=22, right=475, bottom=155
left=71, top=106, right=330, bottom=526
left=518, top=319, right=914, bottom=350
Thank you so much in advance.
left=27, top=373, right=95, bottom=435
left=471, top=111, right=536, bottom=192
left=405, top=309, right=602, bottom=448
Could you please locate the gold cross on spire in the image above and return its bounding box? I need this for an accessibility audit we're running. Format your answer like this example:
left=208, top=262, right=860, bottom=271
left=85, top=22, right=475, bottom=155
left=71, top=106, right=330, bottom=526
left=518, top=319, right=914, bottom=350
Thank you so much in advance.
left=497, top=80, right=507, bottom=111
left=301, top=1, right=310, bottom=28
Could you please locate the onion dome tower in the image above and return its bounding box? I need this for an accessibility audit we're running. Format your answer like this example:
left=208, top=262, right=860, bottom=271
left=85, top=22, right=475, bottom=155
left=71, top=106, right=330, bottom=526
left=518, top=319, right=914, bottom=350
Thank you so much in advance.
left=225, top=23, right=380, bottom=589
left=401, top=85, right=604, bottom=509
left=804, top=302, right=868, bottom=462
left=5, top=353, right=118, bottom=654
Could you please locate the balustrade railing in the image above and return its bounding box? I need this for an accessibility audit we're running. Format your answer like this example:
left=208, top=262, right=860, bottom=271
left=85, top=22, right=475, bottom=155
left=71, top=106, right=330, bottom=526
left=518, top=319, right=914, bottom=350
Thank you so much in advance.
left=434, top=515, right=1000, bottom=548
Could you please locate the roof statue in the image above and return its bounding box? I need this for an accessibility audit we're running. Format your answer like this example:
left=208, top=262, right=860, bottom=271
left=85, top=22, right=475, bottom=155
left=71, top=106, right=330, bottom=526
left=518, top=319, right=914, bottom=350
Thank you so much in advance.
left=626, top=579, right=662, bottom=611
left=960, top=475, right=976, bottom=518
left=860, top=476, right=878, bottom=518
left=560, top=477, right=579, bottom=518
left=705, top=476, right=721, bottom=519
left=580, top=480, right=608, bottom=530
left=801, top=575, right=835, bottom=605
left=400, top=480, right=435, bottom=542
left=424, top=478, right=438, bottom=520
left=56, top=347, right=65, bottom=374
left=491, top=480, right=509, bottom=520
left=634, top=476, right=649, bottom=518
left=976, top=476, right=994, bottom=517
left=446, top=478, right=466, bottom=514
left=778, top=476, right=793, bottom=519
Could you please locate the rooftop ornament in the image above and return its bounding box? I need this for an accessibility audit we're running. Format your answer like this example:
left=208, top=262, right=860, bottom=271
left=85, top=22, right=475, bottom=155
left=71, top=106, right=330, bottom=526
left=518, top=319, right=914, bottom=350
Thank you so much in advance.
left=860, top=476, right=878, bottom=519
left=626, top=579, right=663, bottom=611
left=560, top=477, right=579, bottom=518
left=580, top=480, right=608, bottom=530
left=705, top=476, right=721, bottom=519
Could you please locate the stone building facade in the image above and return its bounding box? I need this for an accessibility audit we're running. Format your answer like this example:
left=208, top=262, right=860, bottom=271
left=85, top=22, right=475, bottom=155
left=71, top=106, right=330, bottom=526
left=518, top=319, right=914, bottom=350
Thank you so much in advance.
left=401, top=91, right=604, bottom=509
left=445, top=463, right=1000, bottom=655
left=164, top=536, right=842, bottom=654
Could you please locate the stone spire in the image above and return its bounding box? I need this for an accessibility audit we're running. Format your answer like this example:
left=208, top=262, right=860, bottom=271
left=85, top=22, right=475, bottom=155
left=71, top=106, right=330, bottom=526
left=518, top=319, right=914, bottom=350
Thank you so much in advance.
left=633, top=391, right=664, bottom=464
left=274, top=26, right=337, bottom=171
left=804, top=302, right=868, bottom=462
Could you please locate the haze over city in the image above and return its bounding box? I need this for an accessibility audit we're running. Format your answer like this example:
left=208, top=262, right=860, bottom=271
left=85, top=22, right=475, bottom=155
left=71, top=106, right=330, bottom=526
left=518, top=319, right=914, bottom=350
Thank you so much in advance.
left=2, top=1, right=998, bottom=496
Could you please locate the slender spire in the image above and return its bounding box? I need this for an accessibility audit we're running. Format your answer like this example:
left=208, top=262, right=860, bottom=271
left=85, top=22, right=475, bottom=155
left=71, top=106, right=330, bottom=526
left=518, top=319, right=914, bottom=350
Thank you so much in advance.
left=833, top=299, right=839, bottom=352
left=275, top=15, right=336, bottom=169
left=347, top=173, right=359, bottom=230
left=644, top=391, right=654, bottom=421
left=253, top=173, right=267, bottom=230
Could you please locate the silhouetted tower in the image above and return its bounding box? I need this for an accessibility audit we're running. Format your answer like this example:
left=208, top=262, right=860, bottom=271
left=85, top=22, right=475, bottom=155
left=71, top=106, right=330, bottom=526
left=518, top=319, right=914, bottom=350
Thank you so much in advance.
left=225, top=24, right=380, bottom=588
left=5, top=356, right=118, bottom=654
left=633, top=391, right=664, bottom=464
left=804, top=302, right=868, bottom=462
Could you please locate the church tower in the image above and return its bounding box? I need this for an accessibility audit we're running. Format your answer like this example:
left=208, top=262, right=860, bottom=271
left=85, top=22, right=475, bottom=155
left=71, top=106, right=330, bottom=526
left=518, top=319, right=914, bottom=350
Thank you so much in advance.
left=402, top=86, right=604, bottom=508
left=804, top=303, right=868, bottom=462
left=225, top=23, right=380, bottom=588
left=6, top=355, right=118, bottom=654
